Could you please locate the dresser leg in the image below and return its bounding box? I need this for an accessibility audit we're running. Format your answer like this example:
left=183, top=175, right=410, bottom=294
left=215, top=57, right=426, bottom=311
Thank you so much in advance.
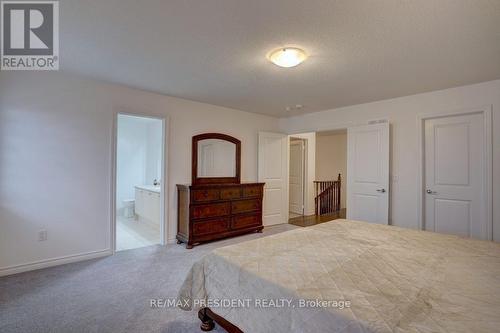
left=186, top=244, right=194, bottom=249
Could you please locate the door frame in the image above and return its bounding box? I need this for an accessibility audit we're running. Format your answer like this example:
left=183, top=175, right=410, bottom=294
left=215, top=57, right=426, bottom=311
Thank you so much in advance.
left=416, top=105, right=492, bottom=239
left=111, top=111, right=169, bottom=253
left=289, top=137, right=306, bottom=215
left=287, top=122, right=368, bottom=219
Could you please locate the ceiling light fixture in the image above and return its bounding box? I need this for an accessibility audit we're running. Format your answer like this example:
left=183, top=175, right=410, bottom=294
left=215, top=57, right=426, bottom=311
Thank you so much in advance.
left=268, top=47, right=307, bottom=68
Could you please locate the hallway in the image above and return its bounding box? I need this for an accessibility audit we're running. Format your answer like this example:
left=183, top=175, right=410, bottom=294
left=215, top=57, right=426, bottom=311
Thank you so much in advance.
left=288, top=209, right=346, bottom=227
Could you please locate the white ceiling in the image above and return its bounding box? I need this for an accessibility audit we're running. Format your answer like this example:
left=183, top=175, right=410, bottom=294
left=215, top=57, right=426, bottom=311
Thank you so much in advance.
left=61, top=0, right=500, bottom=117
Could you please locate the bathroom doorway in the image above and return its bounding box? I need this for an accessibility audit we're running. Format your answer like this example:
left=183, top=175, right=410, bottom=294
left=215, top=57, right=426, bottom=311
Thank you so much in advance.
left=114, top=114, right=165, bottom=251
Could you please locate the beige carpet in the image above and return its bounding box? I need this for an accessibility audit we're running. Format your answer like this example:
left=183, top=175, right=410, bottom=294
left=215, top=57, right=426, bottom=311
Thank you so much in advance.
left=0, top=224, right=298, bottom=333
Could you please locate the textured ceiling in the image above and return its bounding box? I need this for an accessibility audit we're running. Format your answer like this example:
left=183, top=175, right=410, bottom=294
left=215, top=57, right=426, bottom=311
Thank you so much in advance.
left=60, top=0, right=500, bottom=117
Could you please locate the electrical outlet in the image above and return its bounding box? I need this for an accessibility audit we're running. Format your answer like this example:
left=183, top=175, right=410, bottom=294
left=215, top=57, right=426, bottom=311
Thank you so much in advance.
left=38, top=230, right=47, bottom=242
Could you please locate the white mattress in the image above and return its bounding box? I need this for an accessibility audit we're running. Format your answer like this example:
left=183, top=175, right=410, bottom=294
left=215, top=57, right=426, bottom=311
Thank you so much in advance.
left=179, top=220, right=500, bottom=332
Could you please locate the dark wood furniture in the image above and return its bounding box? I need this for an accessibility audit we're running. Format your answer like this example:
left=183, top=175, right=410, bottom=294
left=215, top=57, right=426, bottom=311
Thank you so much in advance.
left=177, top=182, right=264, bottom=249
left=177, top=133, right=264, bottom=249
left=199, top=307, right=243, bottom=332
left=192, top=133, right=241, bottom=185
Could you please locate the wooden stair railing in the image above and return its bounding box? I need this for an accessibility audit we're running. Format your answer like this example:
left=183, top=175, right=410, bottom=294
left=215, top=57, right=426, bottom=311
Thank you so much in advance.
left=314, top=174, right=341, bottom=215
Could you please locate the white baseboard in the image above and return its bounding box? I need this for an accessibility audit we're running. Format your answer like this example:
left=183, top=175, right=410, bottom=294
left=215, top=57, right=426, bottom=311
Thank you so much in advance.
left=166, top=238, right=177, bottom=244
left=0, top=249, right=113, bottom=277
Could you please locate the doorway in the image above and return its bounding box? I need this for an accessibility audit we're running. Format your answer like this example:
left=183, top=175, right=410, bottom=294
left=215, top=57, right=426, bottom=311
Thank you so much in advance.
left=289, top=138, right=306, bottom=218
left=259, top=124, right=389, bottom=228
left=315, top=129, right=347, bottom=219
left=288, top=124, right=389, bottom=227
left=421, top=111, right=492, bottom=239
left=287, top=130, right=348, bottom=227
left=114, top=114, right=165, bottom=251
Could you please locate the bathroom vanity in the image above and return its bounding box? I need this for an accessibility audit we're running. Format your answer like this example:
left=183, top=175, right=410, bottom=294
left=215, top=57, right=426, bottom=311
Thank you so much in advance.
left=135, top=185, right=161, bottom=227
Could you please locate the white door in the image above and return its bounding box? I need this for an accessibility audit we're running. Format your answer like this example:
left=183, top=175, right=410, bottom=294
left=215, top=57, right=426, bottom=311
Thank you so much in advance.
left=424, top=113, right=487, bottom=239
left=198, top=140, right=236, bottom=177
left=289, top=139, right=305, bottom=215
left=347, top=123, right=389, bottom=224
left=258, top=132, right=288, bottom=226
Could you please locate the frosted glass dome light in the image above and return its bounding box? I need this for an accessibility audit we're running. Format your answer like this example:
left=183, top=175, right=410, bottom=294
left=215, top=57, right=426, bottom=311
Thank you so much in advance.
left=268, top=47, right=307, bottom=68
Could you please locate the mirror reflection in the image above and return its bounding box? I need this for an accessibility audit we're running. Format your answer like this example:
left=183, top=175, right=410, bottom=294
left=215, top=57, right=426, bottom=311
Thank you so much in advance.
left=197, top=139, right=236, bottom=177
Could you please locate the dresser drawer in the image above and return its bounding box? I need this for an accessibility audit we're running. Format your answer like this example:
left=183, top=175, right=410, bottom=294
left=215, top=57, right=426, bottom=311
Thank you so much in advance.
left=220, top=187, right=241, bottom=200
left=231, top=199, right=261, bottom=214
left=191, top=202, right=230, bottom=219
left=242, top=185, right=262, bottom=198
left=192, top=188, right=220, bottom=202
left=193, top=218, right=229, bottom=236
left=231, top=213, right=261, bottom=230
left=177, top=183, right=265, bottom=249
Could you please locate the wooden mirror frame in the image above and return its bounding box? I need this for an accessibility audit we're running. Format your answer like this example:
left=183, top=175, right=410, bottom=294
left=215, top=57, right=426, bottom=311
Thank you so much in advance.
left=192, top=133, right=241, bottom=185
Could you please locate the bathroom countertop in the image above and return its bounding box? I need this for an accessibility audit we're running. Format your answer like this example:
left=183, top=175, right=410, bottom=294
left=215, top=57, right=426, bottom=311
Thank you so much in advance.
left=135, top=185, right=161, bottom=193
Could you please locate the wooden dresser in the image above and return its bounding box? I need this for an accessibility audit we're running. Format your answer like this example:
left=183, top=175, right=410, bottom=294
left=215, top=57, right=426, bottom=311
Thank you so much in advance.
left=176, top=183, right=264, bottom=248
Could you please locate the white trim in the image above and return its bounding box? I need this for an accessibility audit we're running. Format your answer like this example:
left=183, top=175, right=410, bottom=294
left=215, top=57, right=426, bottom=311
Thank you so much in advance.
left=111, top=113, right=117, bottom=253
left=0, top=249, right=112, bottom=277
left=301, top=139, right=307, bottom=215
left=166, top=238, right=177, bottom=245
left=161, top=115, right=170, bottom=245
left=416, top=105, right=493, bottom=240
left=288, top=137, right=307, bottom=215
left=112, top=112, right=170, bottom=252
left=287, top=121, right=355, bottom=136
left=285, top=136, right=290, bottom=223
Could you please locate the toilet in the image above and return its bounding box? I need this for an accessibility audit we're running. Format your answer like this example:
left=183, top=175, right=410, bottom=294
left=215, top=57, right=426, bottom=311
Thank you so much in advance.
left=122, top=199, right=135, bottom=218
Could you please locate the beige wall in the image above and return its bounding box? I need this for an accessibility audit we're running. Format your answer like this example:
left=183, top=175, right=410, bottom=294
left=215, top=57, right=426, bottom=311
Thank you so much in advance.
left=315, top=133, right=347, bottom=209
left=281, top=79, right=500, bottom=240
left=0, top=71, right=279, bottom=275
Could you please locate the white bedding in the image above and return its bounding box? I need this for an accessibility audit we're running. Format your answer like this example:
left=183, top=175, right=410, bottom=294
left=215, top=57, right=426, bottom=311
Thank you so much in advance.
left=179, top=220, right=500, bottom=332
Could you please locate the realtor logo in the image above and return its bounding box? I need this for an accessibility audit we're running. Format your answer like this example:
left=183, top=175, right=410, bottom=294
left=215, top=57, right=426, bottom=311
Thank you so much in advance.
left=1, top=1, right=59, bottom=70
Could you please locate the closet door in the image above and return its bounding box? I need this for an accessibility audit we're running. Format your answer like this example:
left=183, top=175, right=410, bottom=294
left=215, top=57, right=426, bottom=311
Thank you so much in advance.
left=347, top=123, right=389, bottom=224
left=424, top=113, right=486, bottom=239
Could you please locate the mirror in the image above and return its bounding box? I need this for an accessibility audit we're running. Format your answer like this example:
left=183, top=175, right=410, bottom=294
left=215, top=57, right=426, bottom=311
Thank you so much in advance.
left=197, top=139, right=236, bottom=177
left=192, top=133, right=241, bottom=185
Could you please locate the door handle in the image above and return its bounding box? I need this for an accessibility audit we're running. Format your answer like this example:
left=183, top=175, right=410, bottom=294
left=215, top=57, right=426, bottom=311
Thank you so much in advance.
left=426, top=189, right=437, bottom=194
left=376, top=189, right=386, bottom=193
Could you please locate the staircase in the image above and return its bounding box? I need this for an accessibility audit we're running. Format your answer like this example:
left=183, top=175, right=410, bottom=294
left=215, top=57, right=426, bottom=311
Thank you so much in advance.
left=314, top=174, right=341, bottom=215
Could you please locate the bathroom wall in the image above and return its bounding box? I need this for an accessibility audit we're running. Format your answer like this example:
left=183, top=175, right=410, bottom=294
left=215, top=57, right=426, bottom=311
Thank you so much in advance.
left=145, top=120, right=163, bottom=184
left=116, top=115, right=162, bottom=214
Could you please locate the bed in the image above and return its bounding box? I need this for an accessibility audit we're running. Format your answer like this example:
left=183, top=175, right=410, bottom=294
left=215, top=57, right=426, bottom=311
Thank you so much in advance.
left=178, top=220, right=500, bottom=332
